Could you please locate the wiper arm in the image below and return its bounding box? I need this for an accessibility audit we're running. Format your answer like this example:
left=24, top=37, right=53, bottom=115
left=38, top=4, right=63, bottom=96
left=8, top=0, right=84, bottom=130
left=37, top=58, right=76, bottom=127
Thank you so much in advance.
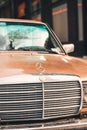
left=16, top=46, right=58, bottom=54
left=44, top=48, right=58, bottom=54
left=17, top=47, right=31, bottom=51
left=17, top=47, right=45, bottom=51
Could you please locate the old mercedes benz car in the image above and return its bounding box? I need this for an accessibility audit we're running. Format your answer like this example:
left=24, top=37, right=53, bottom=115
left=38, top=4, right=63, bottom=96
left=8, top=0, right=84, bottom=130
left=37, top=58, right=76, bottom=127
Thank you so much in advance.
left=0, top=18, right=87, bottom=129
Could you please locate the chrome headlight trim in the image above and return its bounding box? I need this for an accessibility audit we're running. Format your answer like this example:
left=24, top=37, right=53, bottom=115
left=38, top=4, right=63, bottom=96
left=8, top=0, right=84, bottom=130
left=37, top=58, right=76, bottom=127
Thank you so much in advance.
left=82, top=80, right=87, bottom=108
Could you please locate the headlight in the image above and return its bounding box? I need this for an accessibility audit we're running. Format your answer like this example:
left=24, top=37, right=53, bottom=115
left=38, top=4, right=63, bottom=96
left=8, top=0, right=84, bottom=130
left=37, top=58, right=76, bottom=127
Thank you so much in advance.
left=83, top=86, right=87, bottom=103
left=80, top=81, right=87, bottom=113
left=80, top=81, right=87, bottom=115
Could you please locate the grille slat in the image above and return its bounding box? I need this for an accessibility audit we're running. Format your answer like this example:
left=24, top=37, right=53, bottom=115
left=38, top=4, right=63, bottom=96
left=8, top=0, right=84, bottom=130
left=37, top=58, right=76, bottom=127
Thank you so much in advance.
left=0, top=83, right=42, bottom=92
left=44, top=107, right=79, bottom=118
left=0, top=110, right=42, bottom=122
left=44, top=90, right=80, bottom=99
left=44, top=98, right=80, bottom=108
left=44, top=81, right=79, bottom=90
left=0, top=80, right=81, bottom=122
left=0, top=92, right=42, bottom=101
left=0, top=101, right=43, bottom=111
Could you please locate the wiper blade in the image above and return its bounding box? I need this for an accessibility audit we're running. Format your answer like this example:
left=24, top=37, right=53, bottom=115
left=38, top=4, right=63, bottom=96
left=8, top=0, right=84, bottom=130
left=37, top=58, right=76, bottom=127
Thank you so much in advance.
left=44, top=48, right=58, bottom=54
left=17, top=46, right=45, bottom=51
left=16, top=46, right=58, bottom=54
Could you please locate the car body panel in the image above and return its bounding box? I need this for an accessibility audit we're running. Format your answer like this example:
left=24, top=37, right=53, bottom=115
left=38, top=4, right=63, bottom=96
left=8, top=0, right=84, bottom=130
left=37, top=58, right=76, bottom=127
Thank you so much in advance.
left=1, top=118, right=87, bottom=130
left=0, top=51, right=87, bottom=78
left=0, top=18, right=87, bottom=129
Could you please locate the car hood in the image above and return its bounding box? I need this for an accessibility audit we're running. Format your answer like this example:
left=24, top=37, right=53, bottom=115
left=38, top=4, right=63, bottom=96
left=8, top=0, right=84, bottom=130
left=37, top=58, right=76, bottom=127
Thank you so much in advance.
left=0, top=51, right=87, bottom=79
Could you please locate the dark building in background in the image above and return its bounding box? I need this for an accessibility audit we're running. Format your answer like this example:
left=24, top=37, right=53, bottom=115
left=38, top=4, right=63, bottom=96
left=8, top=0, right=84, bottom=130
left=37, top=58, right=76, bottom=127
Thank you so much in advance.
left=0, top=0, right=12, bottom=17
left=0, top=0, right=87, bottom=57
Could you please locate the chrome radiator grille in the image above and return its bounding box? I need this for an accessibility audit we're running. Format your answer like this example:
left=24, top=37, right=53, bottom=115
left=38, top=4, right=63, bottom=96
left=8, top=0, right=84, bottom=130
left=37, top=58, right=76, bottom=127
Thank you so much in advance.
left=0, top=81, right=81, bottom=122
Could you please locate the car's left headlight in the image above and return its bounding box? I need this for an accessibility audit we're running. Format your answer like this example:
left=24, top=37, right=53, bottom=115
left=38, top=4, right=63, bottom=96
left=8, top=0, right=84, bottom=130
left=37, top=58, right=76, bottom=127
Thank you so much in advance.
left=83, top=85, right=87, bottom=103
left=81, top=81, right=87, bottom=112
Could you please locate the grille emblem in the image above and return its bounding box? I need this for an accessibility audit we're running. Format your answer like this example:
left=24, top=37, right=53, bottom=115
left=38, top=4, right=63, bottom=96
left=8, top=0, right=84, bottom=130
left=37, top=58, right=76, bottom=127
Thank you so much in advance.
left=35, top=62, right=45, bottom=73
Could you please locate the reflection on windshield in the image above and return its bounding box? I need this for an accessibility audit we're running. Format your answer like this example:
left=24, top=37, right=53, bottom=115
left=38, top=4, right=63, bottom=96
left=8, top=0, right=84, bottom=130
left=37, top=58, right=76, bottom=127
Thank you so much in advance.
left=0, top=22, right=59, bottom=52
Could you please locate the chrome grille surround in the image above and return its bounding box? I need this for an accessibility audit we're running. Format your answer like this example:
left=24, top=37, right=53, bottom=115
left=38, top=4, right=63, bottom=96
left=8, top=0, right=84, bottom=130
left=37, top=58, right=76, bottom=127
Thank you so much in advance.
left=0, top=74, right=82, bottom=122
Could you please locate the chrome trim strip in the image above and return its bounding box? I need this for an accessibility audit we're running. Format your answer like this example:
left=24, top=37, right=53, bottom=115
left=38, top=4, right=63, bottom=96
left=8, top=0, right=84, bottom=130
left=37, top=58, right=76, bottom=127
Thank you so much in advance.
left=42, top=82, right=44, bottom=119
left=44, top=96, right=81, bottom=101
left=2, top=119, right=87, bottom=130
left=44, top=105, right=80, bottom=110
left=44, top=88, right=81, bottom=92
left=79, top=79, right=83, bottom=112
left=0, top=108, right=42, bottom=113
left=0, top=74, right=81, bottom=84
left=0, top=96, right=80, bottom=104
left=0, top=90, right=42, bottom=94
left=0, top=105, right=79, bottom=113
left=0, top=100, right=42, bottom=103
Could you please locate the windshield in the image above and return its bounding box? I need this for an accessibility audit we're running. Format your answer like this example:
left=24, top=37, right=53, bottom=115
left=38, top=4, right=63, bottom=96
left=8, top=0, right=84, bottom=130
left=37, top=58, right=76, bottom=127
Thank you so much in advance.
left=0, top=21, right=63, bottom=53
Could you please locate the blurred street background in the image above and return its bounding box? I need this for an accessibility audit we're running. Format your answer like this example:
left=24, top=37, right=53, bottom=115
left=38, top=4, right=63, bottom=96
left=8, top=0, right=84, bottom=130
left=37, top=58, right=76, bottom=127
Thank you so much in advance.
left=0, top=0, right=87, bottom=58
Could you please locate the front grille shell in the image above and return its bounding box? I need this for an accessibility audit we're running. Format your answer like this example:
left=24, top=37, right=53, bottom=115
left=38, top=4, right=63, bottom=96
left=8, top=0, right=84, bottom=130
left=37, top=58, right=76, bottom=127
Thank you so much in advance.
left=0, top=74, right=82, bottom=122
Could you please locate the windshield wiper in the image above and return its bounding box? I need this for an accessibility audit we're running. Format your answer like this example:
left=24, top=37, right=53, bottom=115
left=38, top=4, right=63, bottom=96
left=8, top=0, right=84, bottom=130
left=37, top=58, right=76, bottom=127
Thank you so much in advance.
left=17, top=47, right=58, bottom=54
left=43, top=48, right=58, bottom=54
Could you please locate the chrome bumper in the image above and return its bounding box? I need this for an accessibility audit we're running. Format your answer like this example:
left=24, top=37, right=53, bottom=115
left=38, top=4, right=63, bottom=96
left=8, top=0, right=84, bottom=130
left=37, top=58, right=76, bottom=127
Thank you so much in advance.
left=1, top=118, right=87, bottom=130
